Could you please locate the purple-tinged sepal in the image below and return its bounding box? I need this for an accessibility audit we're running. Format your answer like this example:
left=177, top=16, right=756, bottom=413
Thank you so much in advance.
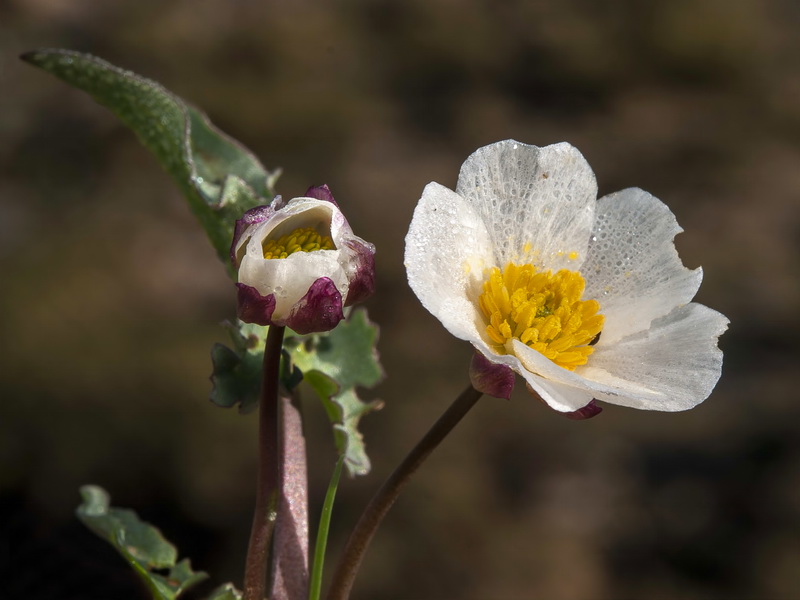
left=343, top=239, right=376, bottom=306
left=305, top=184, right=338, bottom=206
left=236, top=283, right=276, bottom=326
left=230, top=198, right=283, bottom=266
left=564, top=400, right=603, bottom=420
left=285, top=277, right=345, bottom=334
left=470, top=351, right=515, bottom=399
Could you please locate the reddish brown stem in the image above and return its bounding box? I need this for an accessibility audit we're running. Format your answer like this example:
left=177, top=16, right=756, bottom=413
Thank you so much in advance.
left=326, top=384, right=483, bottom=600
left=243, top=325, right=286, bottom=600
left=270, top=394, right=309, bottom=600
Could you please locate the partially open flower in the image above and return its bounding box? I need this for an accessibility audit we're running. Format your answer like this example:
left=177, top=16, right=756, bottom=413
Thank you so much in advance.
left=405, top=140, right=728, bottom=414
left=232, top=185, right=375, bottom=334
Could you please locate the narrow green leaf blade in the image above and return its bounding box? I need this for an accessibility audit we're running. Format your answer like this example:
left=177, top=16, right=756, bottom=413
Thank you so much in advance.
left=21, top=49, right=277, bottom=265
left=76, top=485, right=208, bottom=600
left=308, top=456, right=345, bottom=600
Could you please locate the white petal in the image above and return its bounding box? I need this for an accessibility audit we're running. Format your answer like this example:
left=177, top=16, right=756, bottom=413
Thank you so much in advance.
left=455, top=140, right=597, bottom=271
left=472, top=340, right=595, bottom=412
left=582, top=188, right=702, bottom=344
left=261, top=197, right=343, bottom=243
left=503, top=303, right=727, bottom=412
left=239, top=248, right=347, bottom=319
left=524, top=375, right=596, bottom=413
left=580, top=303, right=729, bottom=411
left=405, top=182, right=494, bottom=342
left=509, top=338, right=666, bottom=407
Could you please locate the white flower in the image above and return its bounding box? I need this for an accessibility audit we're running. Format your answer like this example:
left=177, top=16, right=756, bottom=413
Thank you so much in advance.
left=232, top=185, right=375, bottom=334
left=404, top=140, right=728, bottom=413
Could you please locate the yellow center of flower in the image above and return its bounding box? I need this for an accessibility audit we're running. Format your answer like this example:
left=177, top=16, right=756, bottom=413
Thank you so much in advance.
left=478, top=263, right=604, bottom=370
left=262, top=227, right=335, bottom=259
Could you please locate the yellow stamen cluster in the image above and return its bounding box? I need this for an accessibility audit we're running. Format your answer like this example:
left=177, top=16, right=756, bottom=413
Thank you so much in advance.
left=262, top=227, right=335, bottom=259
left=478, top=263, right=604, bottom=370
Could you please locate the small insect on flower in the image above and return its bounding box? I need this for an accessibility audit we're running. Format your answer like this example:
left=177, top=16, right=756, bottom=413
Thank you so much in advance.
left=405, top=140, right=728, bottom=415
left=233, top=185, right=375, bottom=334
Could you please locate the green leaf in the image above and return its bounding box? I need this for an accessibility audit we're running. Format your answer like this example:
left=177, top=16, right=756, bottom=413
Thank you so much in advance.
left=206, top=583, right=243, bottom=600
left=76, top=485, right=208, bottom=600
left=210, top=310, right=383, bottom=476
left=209, top=336, right=260, bottom=413
left=21, top=49, right=279, bottom=269
left=287, top=309, right=384, bottom=476
left=209, top=321, right=271, bottom=413
left=309, top=456, right=345, bottom=600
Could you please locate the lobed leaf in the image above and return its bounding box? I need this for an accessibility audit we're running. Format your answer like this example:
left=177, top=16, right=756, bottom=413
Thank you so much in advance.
left=286, top=309, right=384, bottom=476
left=209, top=321, right=299, bottom=414
left=76, top=485, right=207, bottom=600
left=209, top=321, right=267, bottom=413
left=210, top=311, right=383, bottom=476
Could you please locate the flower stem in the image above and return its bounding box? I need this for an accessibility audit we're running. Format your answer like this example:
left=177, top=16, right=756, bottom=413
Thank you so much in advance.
left=243, top=325, right=286, bottom=600
left=270, top=394, right=310, bottom=600
left=326, top=384, right=484, bottom=600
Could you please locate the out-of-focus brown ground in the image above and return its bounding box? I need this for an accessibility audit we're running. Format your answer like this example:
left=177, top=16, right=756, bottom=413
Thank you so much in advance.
left=2, top=1, right=799, bottom=599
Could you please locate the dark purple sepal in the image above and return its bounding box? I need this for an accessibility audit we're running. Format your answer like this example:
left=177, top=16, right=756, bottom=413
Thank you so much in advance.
left=564, top=400, right=603, bottom=420
left=469, top=351, right=515, bottom=399
left=285, top=277, right=344, bottom=334
left=229, top=201, right=280, bottom=266
left=304, top=184, right=338, bottom=206
left=236, top=283, right=277, bottom=326
left=343, top=239, right=376, bottom=306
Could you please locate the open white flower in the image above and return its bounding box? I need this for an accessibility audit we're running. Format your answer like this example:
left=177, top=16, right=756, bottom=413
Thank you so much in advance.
left=405, top=140, right=728, bottom=413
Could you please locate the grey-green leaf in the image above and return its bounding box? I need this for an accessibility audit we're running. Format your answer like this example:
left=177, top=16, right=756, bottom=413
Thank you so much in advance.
left=21, top=49, right=278, bottom=268
left=210, top=311, right=384, bottom=476
left=76, top=485, right=208, bottom=600
left=287, top=309, right=384, bottom=476
left=292, top=309, right=383, bottom=392
left=209, top=321, right=270, bottom=413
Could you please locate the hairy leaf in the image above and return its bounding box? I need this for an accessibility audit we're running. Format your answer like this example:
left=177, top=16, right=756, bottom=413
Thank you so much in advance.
left=76, top=485, right=207, bottom=600
left=287, top=309, right=384, bottom=476
left=209, top=322, right=266, bottom=413
left=210, top=311, right=383, bottom=476
left=210, top=321, right=303, bottom=413
left=21, top=49, right=279, bottom=269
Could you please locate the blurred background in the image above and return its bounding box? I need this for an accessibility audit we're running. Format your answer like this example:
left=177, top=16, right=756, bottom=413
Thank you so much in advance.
left=2, top=0, right=799, bottom=598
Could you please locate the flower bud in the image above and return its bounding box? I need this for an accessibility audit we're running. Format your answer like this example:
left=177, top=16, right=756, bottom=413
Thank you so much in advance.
left=232, top=185, right=375, bottom=334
